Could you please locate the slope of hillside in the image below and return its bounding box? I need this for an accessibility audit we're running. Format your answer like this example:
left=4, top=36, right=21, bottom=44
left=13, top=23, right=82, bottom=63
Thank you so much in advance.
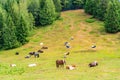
left=0, top=9, right=120, bottom=80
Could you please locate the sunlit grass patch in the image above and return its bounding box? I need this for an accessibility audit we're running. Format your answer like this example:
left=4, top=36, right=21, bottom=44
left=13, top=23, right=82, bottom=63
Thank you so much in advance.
left=0, top=63, right=25, bottom=75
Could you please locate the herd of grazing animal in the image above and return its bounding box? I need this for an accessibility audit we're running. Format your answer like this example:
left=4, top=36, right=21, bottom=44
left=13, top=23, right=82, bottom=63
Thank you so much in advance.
left=13, top=38, right=98, bottom=69
left=12, top=43, right=48, bottom=67
left=23, top=43, right=48, bottom=59
left=56, top=36, right=98, bottom=70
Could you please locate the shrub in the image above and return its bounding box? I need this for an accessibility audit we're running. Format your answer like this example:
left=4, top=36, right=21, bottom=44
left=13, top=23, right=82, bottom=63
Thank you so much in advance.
left=85, top=18, right=96, bottom=23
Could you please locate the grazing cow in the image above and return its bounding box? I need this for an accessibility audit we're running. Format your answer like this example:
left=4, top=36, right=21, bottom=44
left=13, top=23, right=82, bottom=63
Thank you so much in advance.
left=41, top=46, right=48, bottom=49
left=29, top=52, right=35, bottom=55
left=25, top=55, right=31, bottom=58
left=56, top=60, right=66, bottom=68
left=65, top=42, right=71, bottom=49
left=15, top=52, right=19, bottom=55
left=34, top=52, right=39, bottom=58
left=64, top=42, right=68, bottom=46
left=28, top=63, right=36, bottom=67
left=40, top=42, right=43, bottom=46
left=66, top=45, right=71, bottom=49
left=89, top=61, right=98, bottom=67
left=38, top=50, right=44, bottom=53
left=66, top=65, right=76, bottom=70
left=64, top=52, right=70, bottom=55
left=10, top=64, right=16, bottom=67
left=64, top=52, right=70, bottom=58
left=91, top=45, right=96, bottom=48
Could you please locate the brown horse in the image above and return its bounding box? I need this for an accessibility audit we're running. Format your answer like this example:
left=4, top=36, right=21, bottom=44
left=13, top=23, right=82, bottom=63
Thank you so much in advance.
left=56, top=60, right=66, bottom=68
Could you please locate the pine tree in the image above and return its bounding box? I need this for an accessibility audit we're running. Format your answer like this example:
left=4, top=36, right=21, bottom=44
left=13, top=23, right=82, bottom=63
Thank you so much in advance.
left=39, top=0, right=56, bottom=25
left=96, top=0, right=109, bottom=20
left=92, top=0, right=99, bottom=17
left=4, top=0, right=15, bottom=16
left=19, top=0, right=34, bottom=30
left=84, top=0, right=94, bottom=15
left=0, top=6, right=6, bottom=49
left=53, top=0, right=62, bottom=19
left=82, top=0, right=86, bottom=7
left=14, top=0, right=34, bottom=44
left=16, top=15, right=29, bottom=45
left=105, top=0, right=120, bottom=33
left=5, top=0, right=34, bottom=45
left=117, top=0, right=120, bottom=31
left=61, top=0, right=71, bottom=10
left=28, top=0, right=40, bottom=26
left=72, top=0, right=84, bottom=9
left=2, top=15, right=19, bottom=49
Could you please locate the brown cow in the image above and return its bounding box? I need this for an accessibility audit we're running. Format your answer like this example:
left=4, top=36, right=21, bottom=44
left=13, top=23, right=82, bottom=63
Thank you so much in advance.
left=29, top=52, right=35, bottom=55
left=56, top=60, right=66, bottom=68
left=38, top=50, right=44, bottom=53
left=41, top=46, right=48, bottom=49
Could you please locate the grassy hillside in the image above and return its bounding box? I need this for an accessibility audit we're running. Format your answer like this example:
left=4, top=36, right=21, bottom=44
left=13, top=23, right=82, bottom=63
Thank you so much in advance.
left=0, top=9, right=120, bottom=80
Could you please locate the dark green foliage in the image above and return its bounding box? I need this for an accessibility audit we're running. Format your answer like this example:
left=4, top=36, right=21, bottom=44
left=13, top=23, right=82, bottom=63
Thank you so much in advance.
left=84, top=0, right=95, bottom=15
left=53, top=0, right=62, bottom=19
left=72, top=0, right=84, bottom=9
left=16, top=15, right=29, bottom=45
left=92, top=0, right=99, bottom=18
left=118, top=0, right=120, bottom=31
left=28, top=0, right=40, bottom=26
left=105, top=0, right=120, bottom=33
left=18, top=0, right=34, bottom=33
left=61, top=0, right=85, bottom=10
left=82, top=0, right=86, bottom=6
left=0, top=6, right=6, bottom=48
left=96, top=0, right=109, bottom=20
left=84, top=0, right=110, bottom=21
left=4, top=0, right=15, bottom=14
left=2, top=15, right=19, bottom=49
left=0, top=0, right=34, bottom=49
left=61, top=0, right=71, bottom=10
left=39, top=0, right=56, bottom=25
left=28, top=13, right=35, bottom=31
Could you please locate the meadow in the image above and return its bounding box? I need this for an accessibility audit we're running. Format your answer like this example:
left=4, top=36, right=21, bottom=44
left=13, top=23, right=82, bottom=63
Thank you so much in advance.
left=0, top=9, right=120, bottom=80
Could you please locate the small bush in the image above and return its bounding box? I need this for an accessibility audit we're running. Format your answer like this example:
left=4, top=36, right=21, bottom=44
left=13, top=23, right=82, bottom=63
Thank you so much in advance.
left=85, top=18, right=96, bottom=23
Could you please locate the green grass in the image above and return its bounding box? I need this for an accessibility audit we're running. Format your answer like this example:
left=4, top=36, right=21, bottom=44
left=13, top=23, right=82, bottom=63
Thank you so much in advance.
left=0, top=9, right=120, bottom=80
left=85, top=18, right=96, bottom=23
